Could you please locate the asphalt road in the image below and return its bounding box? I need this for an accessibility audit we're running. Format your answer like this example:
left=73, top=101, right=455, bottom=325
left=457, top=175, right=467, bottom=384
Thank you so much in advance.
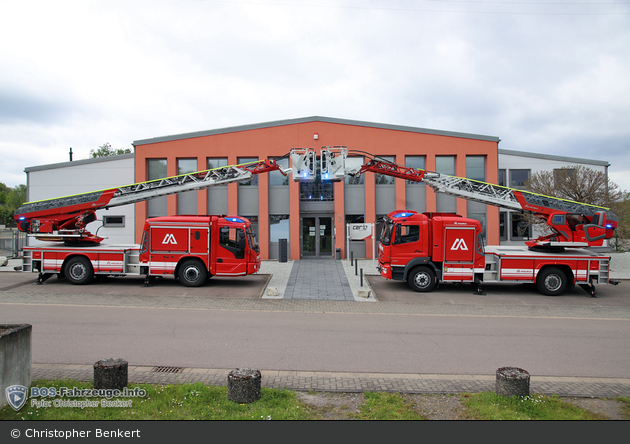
left=1, top=270, right=629, bottom=380
left=3, top=303, right=629, bottom=379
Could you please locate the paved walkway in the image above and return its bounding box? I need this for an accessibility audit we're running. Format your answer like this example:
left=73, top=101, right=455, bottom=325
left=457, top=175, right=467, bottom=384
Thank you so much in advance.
left=283, top=258, right=354, bottom=301
left=31, top=364, right=630, bottom=398
left=261, top=258, right=377, bottom=301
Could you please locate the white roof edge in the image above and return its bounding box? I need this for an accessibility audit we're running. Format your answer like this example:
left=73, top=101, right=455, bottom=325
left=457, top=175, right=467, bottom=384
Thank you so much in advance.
left=24, top=153, right=134, bottom=173
left=498, top=148, right=609, bottom=167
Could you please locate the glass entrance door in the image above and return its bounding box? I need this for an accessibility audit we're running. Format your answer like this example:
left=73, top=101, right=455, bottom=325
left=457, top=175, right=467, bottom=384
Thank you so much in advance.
left=301, top=216, right=333, bottom=258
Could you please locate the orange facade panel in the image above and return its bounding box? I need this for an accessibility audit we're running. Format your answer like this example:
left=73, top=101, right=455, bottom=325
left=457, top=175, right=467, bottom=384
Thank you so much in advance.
left=133, top=117, right=500, bottom=260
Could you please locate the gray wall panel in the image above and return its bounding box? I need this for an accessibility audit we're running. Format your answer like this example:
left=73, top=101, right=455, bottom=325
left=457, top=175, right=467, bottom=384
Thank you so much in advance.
left=269, top=187, right=290, bottom=214
left=344, top=187, right=365, bottom=214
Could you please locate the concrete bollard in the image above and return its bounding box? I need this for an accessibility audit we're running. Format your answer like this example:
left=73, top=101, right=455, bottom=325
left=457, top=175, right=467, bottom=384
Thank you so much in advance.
left=228, top=368, right=261, bottom=403
left=496, top=366, right=530, bottom=397
left=94, top=358, right=128, bottom=390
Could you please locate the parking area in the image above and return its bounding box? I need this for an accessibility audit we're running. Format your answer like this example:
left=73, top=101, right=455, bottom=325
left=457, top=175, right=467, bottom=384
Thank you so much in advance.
left=366, top=275, right=630, bottom=307
left=0, top=261, right=627, bottom=310
left=0, top=267, right=270, bottom=300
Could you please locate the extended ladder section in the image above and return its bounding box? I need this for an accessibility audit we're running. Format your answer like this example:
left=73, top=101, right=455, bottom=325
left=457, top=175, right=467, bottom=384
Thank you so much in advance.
left=291, top=146, right=618, bottom=249
left=15, top=159, right=287, bottom=244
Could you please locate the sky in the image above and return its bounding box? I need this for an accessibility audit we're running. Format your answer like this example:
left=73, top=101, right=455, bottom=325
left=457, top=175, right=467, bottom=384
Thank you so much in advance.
left=1, top=0, right=629, bottom=193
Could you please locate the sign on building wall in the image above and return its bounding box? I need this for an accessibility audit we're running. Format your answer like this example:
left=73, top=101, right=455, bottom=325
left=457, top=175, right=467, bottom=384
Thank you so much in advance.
left=347, top=223, right=372, bottom=241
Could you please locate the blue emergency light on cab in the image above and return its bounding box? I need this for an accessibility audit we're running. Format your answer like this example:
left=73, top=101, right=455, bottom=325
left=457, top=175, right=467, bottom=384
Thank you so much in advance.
left=225, top=217, right=246, bottom=224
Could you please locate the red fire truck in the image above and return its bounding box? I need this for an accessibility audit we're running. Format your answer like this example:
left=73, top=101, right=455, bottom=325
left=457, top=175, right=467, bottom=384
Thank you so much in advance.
left=376, top=209, right=614, bottom=297
left=309, top=146, right=620, bottom=297
left=15, top=159, right=286, bottom=287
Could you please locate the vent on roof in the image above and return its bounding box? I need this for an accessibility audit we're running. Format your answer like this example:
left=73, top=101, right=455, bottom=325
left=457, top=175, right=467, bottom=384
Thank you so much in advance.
left=151, top=366, right=184, bottom=373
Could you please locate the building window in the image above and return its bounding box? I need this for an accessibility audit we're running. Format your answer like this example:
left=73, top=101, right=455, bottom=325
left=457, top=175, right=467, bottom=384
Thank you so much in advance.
left=498, top=169, right=506, bottom=187
left=511, top=212, right=532, bottom=239
left=435, top=156, right=456, bottom=176
left=207, top=157, right=228, bottom=186
left=509, top=169, right=530, bottom=188
left=435, top=156, right=456, bottom=213
left=177, top=158, right=197, bottom=215
left=300, top=182, right=334, bottom=201
left=269, top=157, right=289, bottom=186
left=345, top=157, right=365, bottom=185
left=178, top=158, right=197, bottom=176
left=554, top=168, right=576, bottom=183
left=270, top=215, right=290, bottom=242
left=405, top=156, right=426, bottom=185
left=375, top=156, right=396, bottom=185
left=238, top=157, right=258, bottom=186
left=103, top=215, right=125, bottom=227
left=147, top=159, right=167, bottom=218
left=466, top=156, right=485, bottom=182
left=147, top=159, right=167, bottom=180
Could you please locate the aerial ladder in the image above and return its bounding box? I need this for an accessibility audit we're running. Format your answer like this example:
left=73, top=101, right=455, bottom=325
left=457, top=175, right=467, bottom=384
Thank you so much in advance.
left=293, top=146, right=618, bottom=250
left=14, top=158, right=288, bottom=245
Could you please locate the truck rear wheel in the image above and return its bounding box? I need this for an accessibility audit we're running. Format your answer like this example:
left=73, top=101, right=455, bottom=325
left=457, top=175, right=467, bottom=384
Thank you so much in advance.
left=407, top=266, right=436, bottom=292
left=178, top=259, right=207, bottom=287
left=537, top=267, right=567, bottom=296
left=64, top=256, right=93, bottom=285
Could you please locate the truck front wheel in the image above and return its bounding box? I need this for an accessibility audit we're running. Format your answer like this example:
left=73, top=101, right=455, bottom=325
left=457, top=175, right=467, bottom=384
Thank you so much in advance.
left=64, top=256, right=94, bottom=285
left=537, top=267, right=567, bottom=296
left=407, top=266, right=436, bottom=292
left=178, top=259, right=207, bottom=287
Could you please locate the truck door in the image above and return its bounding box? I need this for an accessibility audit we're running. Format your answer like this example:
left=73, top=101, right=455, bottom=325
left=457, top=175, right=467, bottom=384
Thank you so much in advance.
left=149, top=227, right=189, bottom=275
left=443, top=227, right=476, bottom=281
left=215, top=226, right=247, bottom=276
left=391, top=223, right=423, bottom=268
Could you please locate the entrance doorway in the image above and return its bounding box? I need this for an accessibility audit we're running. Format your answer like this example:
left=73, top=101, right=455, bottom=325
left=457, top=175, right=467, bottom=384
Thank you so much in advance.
left=301, top=216, right=333, bottom=258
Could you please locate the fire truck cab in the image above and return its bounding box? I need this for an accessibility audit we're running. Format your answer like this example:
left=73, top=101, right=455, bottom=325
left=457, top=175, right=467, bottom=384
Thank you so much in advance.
left=377, top=210, right=485, bottom=292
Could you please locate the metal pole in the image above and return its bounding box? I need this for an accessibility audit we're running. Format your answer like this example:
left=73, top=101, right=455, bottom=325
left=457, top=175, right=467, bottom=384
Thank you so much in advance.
left=350, top=251, right=354, bottom=266
left=360, top=268, right=363, bottom=287
left=355, top=259, right=358, bottom=276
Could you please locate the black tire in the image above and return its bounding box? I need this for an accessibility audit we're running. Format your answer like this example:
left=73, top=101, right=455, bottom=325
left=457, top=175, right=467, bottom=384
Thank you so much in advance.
left=64, top=256, right=94, bottom=285
left=536, top=267, right=567, bottom=296
left=178, top=259, right=207, bottom=287
left=407, top=266, right=437, bottom=292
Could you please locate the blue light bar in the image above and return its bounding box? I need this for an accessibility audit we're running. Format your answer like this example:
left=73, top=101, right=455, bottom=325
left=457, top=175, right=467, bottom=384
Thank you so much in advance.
left=225, top=217, right=245, bottom=224
left=393, top=212, right=411, bottom=218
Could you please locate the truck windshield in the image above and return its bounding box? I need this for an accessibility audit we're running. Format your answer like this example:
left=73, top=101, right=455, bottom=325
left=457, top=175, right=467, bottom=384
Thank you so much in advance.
left=246, top=227, right=259, bottom=252
left=380, top=219, right=394, bottom=246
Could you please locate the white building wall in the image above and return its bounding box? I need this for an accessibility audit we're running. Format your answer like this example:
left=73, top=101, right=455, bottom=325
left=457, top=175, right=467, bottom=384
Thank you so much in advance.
left=25, top=154, right=135, bottom=246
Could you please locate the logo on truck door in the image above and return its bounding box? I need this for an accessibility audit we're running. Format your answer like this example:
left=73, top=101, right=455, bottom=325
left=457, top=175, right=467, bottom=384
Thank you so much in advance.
left=450, top=238, right=469, bottom=251
left=162, top=233, right=178, bottom=245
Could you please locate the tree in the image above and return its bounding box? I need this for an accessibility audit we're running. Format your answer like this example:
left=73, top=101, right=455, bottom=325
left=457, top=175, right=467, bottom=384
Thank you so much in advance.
left=90, top=142, right=132, bottom=158
left=525, top=165, right=629, bottom=249
left=0, top=183, right=27, bottom=227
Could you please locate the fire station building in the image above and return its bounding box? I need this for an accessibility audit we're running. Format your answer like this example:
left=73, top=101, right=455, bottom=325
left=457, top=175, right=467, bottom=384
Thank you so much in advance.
left=131, top=116, right=500, bottom=261
left=24, top=116, right=611, bottom=259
